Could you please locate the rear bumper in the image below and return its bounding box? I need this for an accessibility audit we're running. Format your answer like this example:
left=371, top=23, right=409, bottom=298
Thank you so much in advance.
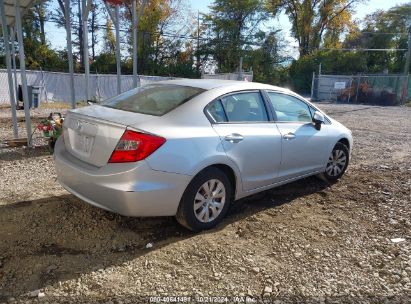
left=54, top=138, right=191, bottom=217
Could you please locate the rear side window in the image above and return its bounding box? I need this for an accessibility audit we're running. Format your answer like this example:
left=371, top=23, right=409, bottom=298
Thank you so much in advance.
left=103, top=84, right=205, bottom=116
left=221, top=92, right=268, bottom=122
left=205, top=100, right=227, bottom=123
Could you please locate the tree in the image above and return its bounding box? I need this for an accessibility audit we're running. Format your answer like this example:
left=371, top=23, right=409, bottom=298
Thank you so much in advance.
left=344, top=3, right=411, bottom=73
left=267, top=0, right=361, bottom=56
left=121, top=0, right=197, bottom=76
left=15, top=3, right=66, bottom=71
left=76, top=0, right=84, bottom=69
left=22, top=5, right=42, bottom=42
left=202, top=0, right=268, bottom=72
left=148, top=0, right=196, bottom=75
left=52, top=0, right=86, bottom=70
left=288, top=50, right=367, bottom=92
left=33, top=3, right=48, bottom=45
left=90, top=52, right=117, bottom=73
left=103, top=18, right=116, bottom=54
left=243, top=30, right=291, bottom=84
left=0, top=31, right=5, bottom=67
left=143, top=0, right=179, bottom=73
left=90, top=2, right=101, bottom=61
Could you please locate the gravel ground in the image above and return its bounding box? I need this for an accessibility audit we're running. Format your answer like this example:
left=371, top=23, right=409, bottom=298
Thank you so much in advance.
left=0, top=103, right=410, bottom=303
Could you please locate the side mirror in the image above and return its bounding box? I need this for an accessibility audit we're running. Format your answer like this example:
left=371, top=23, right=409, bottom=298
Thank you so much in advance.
left=313, top=111, right=325, bottom=130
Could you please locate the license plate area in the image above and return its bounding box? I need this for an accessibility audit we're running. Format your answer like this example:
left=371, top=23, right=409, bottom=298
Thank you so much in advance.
left=74, top=132, right=94, bottom=155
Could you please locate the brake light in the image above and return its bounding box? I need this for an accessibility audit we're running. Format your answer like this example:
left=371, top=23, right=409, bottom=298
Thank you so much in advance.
left=108, top=130, right=166, bottom=163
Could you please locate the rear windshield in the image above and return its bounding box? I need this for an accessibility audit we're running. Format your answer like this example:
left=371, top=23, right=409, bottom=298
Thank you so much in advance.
left=103, top=84, right=205, bottom=116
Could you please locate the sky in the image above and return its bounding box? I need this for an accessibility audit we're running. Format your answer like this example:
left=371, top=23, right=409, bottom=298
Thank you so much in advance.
left=44, top=0, right=410, bottom=59
left=191, top=0, right=410, bottom=19
left=190, top=0, right=410, bottom=58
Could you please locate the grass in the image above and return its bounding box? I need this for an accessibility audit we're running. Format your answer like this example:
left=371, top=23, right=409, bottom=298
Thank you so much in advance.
left=39, top=101, right=71, bottom=110
left=39, top=100, right=90, bottom=109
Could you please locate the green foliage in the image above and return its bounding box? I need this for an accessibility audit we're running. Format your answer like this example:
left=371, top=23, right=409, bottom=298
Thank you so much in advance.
left=0, top=0, right=407, bottom=96
left=90, top=52, right=117, bottom=74
left=344, top=3, right=411, bottom=73
left=22, top=41, right=66, bottom=71
left=289, top=50, right=367, bottom=92
left=288, top=3, right=410, bottom=93
left=242, top=30, right=290, bottom=85
left=17, top=5, right=67, bottom=71
left=134, top=0, right=175, bottom=74
left=203, top=0, right=268, bottom=72
left=267, top=0, right=360, bottom=56
left=103, top=19, right=116, bottom=54
left=120, top=0, right=200, bottom=78
left=151, top=46, right=199, bottom=78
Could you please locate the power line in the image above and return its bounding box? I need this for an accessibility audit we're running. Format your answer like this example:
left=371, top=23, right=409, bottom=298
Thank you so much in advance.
left=383, top=12, right=411, bottom=18
left=32, top=13, right=411, bottom=53
left=320, top=48, right=407, bottom=51
left=354, top=31, right=408, bottom=35
left=45, top=17, right=410, bottom=42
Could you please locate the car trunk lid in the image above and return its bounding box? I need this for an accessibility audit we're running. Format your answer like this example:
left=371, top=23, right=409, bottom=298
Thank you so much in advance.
left=63, top=105, right=157, bottom=167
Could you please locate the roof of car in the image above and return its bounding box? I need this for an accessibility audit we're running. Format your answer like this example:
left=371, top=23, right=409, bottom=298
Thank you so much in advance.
left=159, top=78, right=288, bottom=92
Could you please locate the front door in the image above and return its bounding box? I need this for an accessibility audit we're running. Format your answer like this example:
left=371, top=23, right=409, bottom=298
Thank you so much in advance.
left=265, top=91, right=331, bottom=179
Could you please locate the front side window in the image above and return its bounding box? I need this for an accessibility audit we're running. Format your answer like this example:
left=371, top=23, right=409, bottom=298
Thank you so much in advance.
left=219, top=92, right=268, bottom=123
left=267, top=92, right=312, bottom=122
left=103, top=84, right=205, bottom=116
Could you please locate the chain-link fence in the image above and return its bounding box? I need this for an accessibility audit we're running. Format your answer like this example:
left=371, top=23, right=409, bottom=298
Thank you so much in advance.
left=311, top=74, right=410, bottom=105
left=0, top=69, right=175, bottom=105
left=202, top=72, right=253, bottom=82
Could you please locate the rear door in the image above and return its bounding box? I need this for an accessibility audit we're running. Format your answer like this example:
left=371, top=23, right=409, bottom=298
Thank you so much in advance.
left=206, top=91, right=282, bottom=191
left=265, top=91, right=331, bottom=179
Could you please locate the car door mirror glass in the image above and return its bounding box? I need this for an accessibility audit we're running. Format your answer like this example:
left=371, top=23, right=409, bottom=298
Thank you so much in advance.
left=313, top=111, right=325, bottom=130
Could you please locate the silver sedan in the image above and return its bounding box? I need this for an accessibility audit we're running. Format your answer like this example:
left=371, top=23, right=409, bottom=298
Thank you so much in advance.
left=54, top=79, right=352, bottom=231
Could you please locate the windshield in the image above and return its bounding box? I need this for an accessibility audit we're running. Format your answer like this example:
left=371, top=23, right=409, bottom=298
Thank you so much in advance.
left=103, top=84, right=205, bottom=116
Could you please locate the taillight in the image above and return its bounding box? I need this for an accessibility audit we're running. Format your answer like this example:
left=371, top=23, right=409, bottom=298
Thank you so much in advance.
left=108, top=130, right=166, bottom=163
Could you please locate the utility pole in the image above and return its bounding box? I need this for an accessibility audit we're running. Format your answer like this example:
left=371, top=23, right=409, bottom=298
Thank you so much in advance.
left=104, top=1, right=123, bottom=95
left=132, top=0, right=138, bottom=88
left=64, top=0, right=76, bottom=109
left=15, top=0, right=32, bottom=146
left=115, top=4, right=121, bottom=95
left=404, top=26, right=411, bottom=76
left=0, top=0, right=18, bottom=138
left=196, top=11, right=200, bottom=74
left=401, top=26, right=411, bottom=104
left=132, top=0, right=147, bottom=88
left=82, top=0, right=91, bottom=102
left=239, top=57, right=243, bottom=81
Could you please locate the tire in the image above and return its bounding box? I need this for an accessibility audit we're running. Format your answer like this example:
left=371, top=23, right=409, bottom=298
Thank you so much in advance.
left=319, top=142, right=350, bottom=183
left=176, top=167, right=232, bottom=231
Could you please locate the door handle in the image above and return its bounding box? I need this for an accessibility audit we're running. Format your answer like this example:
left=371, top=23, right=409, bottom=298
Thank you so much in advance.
left=283, top=132, right=296, bottom=140
left=224, top=133, right=244, bottom=143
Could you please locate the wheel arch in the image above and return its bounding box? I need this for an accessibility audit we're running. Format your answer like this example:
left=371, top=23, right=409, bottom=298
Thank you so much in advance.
left=337, top=137, right=350, bottom=150
left=190, top=162, right=242, bottom=200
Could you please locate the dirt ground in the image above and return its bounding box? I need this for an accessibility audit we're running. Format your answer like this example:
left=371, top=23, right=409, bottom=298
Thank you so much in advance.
left=0, top=103, right=410, bottom=304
